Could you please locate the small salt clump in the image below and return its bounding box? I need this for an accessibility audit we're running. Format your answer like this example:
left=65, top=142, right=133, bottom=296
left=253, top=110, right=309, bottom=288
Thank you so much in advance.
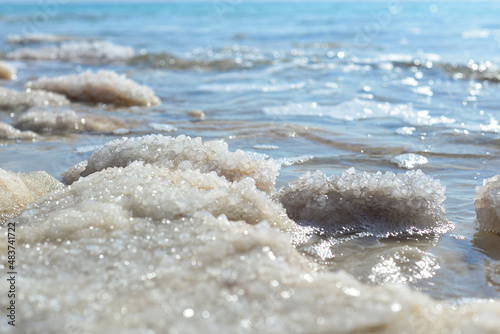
left=391, top=153, right=428, bottom=169
left=66, top=134, right=280, bottom=193
left=7, top=40, right=134, bottom=64
left=0, top=87, right=69, bottom=112
left=26, top=70, right=161, bottom=107
left=277, top=168, right=451, bottom=236
left=0, top=122, right=38, bottom=140
left=15, top=108, right=128, bottom=134
left=0, top=168, right=61, bottom=223
left=475, top=175, right=500, bottom=234
left=0, top=61, right=16, bottom=80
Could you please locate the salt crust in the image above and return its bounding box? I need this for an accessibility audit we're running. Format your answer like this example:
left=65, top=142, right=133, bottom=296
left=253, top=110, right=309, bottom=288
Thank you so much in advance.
left=0, top=87, right=69, bottom=112
left=6, top=33, right=74, bottom=44
left=7, top=40, right=134, bottom=64
left=0, top=168, right=61, bottom=223
left=0, top=61, right=15, bottom=80
left=277, top=168, right=451, bottom=235
left=65, top=134, right=280, bottom=193
left=1, top=162, right=500, bottom=332
left=0, top=122, right=38, bottom=140
left=26, top=70, right=161, bottom=107
left=475, top=175, right=500, bottom=234
left=15, top=108, right=127, bottom=134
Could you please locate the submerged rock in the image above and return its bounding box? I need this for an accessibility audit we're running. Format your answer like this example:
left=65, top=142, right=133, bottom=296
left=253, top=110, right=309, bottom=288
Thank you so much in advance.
left=475, top=175, right=500, bottom=234
left=7, top=40, right=134, bottom=64
left=0, top=168, right=61, bottom=223
left=0, top=87, right=69, bottom=112
left=0, top=61, right=16, bottom=80
left=0, top=122, right=38, bottom=140
left=277, top=168, right=451, bottom=236
left=65, top=134, right=280, bottom=193
left=14, top=108, right=130, bottom=134
left=26, top=70, right=161, bottom=107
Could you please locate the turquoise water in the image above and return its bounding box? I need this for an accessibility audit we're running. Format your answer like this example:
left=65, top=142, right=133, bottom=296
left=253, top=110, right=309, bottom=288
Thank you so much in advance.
left=1, top=0, right=500, bottom=303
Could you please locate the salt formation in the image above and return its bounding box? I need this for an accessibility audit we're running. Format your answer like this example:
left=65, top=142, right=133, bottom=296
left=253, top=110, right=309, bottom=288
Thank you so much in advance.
left=14, top=108, right=128, bottom=134
left=1, top=160, right=500, bottom=333
left=475, top=175, right=500, bottom=234
left=391, top=153, right=428, bottom=169
left=6, top=33, right=74, bottom=44
left=277, top=168, right=451, bottom=235
left=66, top=134, right=280, bottom=193
left=0, top=87, right=69, bottom=112
left=0, top=61, right=16, bottom=80
left=26, top=70, right=161, bottom=107
left=7, top=40, right=134, bottom=64
left=0, top=122, right=38, bottom=140
left=0, top=168, right=60, bottom=223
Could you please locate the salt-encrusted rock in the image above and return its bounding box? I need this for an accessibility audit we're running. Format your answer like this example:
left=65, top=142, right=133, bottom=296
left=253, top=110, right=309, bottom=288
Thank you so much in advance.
left=7, top=40, right=134, bottom=64
left=475, top=175, right=500, bottom=234
left=14, top=108, right=128, bottom=134
left=65, top=134, right=280, bottom=193
left=26, top=70, right=161, bottom=107
left=0, top=122, right=38, bottom=140
left=277, top=168, right=451, bottom=235
left=0, top=168, right=61, bottom=223
left=0, top=87, right=69, bottom=112
left=0, top=61, right=16, bottom=80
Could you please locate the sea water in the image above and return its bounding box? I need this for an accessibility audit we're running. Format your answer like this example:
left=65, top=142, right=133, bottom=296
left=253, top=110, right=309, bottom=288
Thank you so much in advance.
left=1, top=1, right=500, bottom=333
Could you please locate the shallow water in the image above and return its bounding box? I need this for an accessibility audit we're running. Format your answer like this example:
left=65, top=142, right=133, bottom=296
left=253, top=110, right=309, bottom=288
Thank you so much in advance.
left=1, top=1, right=500, bottom=332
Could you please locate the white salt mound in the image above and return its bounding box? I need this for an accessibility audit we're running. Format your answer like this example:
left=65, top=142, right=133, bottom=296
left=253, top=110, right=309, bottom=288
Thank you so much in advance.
left=26, top=70, right=161, bottom=107
left=0, top=168, right=61, bottom=223
left=277, top=168, right=451, bottom=235
left=475, top=175, right=500, bottom=234
left=7, top=40, right=134, bottom=64
left=1, top=160, right=499, bottom=333
left=66, top=134, right=280, bottom=193
left=0, top=61, right=16, bottom=80
left=0, top=87, right=69, bottom=112
left=391, top=153, right=428, bottom=169
left=0, top=122, right=38, bottom=140
left=15, top=108, right=128, bottom=134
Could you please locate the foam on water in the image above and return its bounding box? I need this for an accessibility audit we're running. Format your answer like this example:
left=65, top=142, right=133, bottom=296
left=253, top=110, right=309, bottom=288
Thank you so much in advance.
left=65, top=134, right=280, bottom=194
left=26, top=70, right=161, bottom=107
left=0, top=87, right=69, bottom=112
left=0, top=168, right=60, bottom=223
left=7, top=40, right=134, bottom=64
left=277, top=168, right=452, bottom=236
left=14, top=108, right=130, bottom=134
left=475, top=175, right=500, bottom=234
left=0, top=61, right=15, bottom=80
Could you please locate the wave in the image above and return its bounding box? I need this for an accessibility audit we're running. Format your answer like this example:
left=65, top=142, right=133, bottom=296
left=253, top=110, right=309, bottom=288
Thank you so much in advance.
left=6, top=33, right=76, bottom=45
